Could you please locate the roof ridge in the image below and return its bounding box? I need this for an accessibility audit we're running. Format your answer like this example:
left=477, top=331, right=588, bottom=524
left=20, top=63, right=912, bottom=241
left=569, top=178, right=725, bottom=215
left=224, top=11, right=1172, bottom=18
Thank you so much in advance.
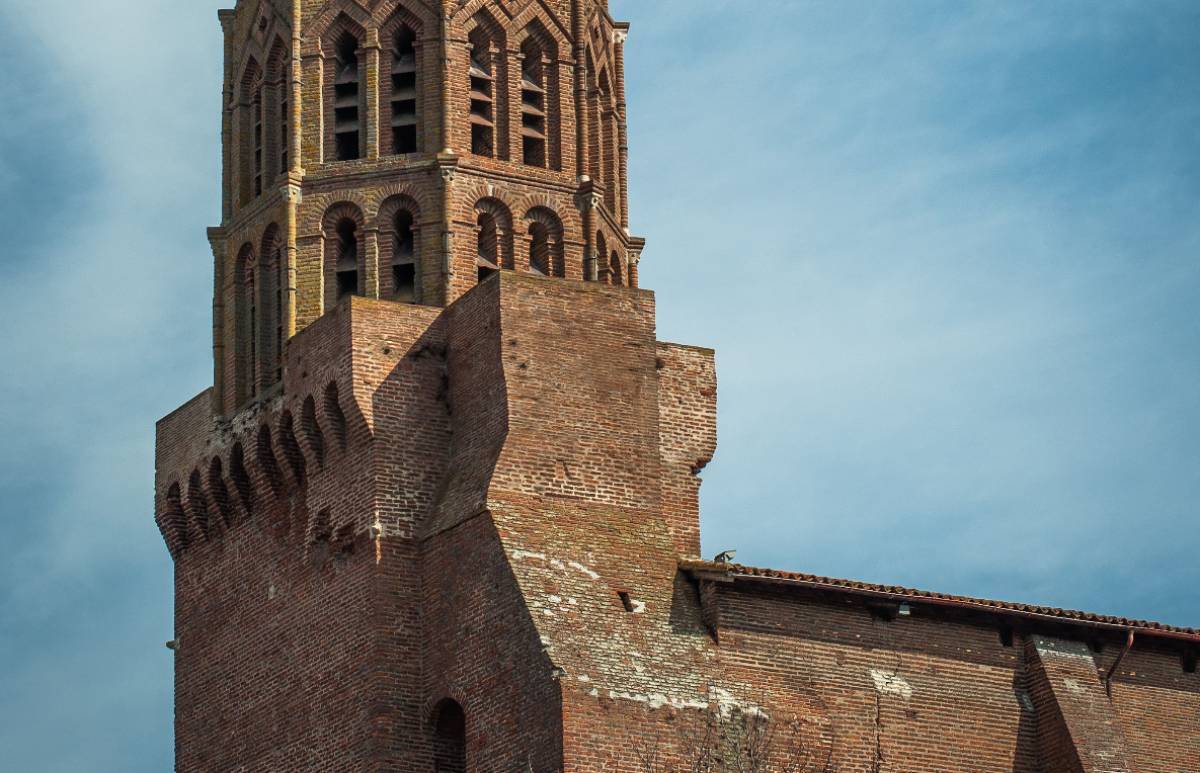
left=680, top=560, right=1200, bottom=641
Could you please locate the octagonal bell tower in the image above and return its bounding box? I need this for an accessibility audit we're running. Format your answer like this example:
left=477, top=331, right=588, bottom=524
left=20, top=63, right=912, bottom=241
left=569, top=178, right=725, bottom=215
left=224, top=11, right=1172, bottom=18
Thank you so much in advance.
left=210, top=0, right=641, bottom=416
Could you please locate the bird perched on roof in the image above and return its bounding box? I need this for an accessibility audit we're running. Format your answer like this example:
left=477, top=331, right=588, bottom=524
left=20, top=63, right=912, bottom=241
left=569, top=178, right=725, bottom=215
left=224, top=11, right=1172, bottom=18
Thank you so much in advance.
left=713, top=550, right=737, bottom=564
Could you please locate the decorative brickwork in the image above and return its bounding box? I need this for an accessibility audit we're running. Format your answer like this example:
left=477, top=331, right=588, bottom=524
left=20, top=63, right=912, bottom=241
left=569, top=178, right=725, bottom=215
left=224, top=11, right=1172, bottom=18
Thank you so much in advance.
left=157, top=1, right=1199, bottom=770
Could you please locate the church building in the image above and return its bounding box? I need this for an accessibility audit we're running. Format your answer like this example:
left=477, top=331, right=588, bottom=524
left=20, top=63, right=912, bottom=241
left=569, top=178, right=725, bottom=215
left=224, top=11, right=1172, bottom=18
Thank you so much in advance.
left=155, top=1, right=1200, bottom=770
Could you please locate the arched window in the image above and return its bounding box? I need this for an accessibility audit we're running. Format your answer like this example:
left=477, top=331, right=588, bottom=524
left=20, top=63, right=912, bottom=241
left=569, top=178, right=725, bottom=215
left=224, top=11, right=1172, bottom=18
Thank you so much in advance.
left=235, top=244, right=257, bottom=403
left=525, top=207, right=564, bottom=278
left=599, top=70, right=617, bottom=211
left=267, top=40, right=289, bottom=178
left=476, top=211, right=499, bottom=283
left=238, top=58, right=263, bottom=207
left=323, top=203, right=364, bottom=308
left=520, top=46, right=547, bottom=167
left=253, top=81, right=265, bottom=196
left=475, top=199, right=513, bottom=282
left=518, top=24, right=559, bottom=169
left=335, top=218, right=360, bottom=299
left=468, top=14, right=505, bottom=159
left=333, top=32, right=362, bottom=161
left=610, top=250, right=623, bottom=287
left=432, top=699, right=466, bottom=773
left=392, top=209, right=417, bottom=302
left=389, top=24, right=418, bottom=155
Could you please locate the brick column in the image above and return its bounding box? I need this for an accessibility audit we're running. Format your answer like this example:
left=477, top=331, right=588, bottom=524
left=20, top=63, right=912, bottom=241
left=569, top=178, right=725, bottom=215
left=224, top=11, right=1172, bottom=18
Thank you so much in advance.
left=613, top=25, right=630, bottom=229
left=571, top=0, right=588, bottom=180
left=363, top=29, right=381, bottom=161
left=364, top=227, right=381, bottom=299
left=289, top=0, right=303, bottom=174
left=208, top=229, right=227, bottom=414
left=1026, top=636, right=1134, bottom=773
left=218, top=10, right=235, bottom=222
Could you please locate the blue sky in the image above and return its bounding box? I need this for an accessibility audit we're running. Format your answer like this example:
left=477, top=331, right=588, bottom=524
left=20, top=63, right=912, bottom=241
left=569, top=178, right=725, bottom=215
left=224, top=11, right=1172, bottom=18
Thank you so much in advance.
left=0, top=1, right=1196, bottom=770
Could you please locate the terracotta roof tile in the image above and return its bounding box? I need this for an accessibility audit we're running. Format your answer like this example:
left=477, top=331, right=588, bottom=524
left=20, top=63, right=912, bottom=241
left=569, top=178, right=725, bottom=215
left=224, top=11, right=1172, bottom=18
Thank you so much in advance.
left=680, top=560, right=1200, bottom=641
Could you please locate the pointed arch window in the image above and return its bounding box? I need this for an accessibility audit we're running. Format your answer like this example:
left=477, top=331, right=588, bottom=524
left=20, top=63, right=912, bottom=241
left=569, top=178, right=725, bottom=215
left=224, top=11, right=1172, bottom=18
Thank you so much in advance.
left=520, top=55, right=547, bottom=167
left=335, top=218, right=360, bottom=298
left=333, top=33, right=362, bottom=161
left=253, top=81, right=264, bottom=196
left=390, top=24, right=418, bottom=155
left=519, top=28, right=557, bottom=169
left=468, top=48, right=495, bottom=157
left=238, top=58, right=264, bottom=207
left=598, top=71, right=618, bottom=211
left=278, top=62, right=289, bottom=174
left=467, top=16, right=505, bottom=159
left=610, top=250, right=623, bottom=287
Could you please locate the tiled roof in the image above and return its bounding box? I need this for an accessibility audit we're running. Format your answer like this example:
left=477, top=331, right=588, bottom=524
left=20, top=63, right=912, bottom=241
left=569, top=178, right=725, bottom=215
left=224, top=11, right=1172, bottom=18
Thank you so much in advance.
left=680, top=560, right=1200, bottom=642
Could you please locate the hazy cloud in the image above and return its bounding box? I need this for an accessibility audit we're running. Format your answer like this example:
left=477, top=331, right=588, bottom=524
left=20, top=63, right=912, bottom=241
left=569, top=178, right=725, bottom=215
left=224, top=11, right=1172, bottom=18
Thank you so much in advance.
left=1, top=1, right=1196, bottom=770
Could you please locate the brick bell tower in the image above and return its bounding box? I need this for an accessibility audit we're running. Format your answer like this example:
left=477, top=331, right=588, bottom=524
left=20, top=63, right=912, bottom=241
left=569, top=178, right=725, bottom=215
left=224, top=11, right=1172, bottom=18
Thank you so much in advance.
left=155, top=1, right=718, bottom=770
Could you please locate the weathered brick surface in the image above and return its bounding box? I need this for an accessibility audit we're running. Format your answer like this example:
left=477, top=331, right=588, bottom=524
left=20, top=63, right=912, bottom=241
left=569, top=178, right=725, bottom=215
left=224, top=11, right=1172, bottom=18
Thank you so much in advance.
left=157, top=2, right=1200, bottom=771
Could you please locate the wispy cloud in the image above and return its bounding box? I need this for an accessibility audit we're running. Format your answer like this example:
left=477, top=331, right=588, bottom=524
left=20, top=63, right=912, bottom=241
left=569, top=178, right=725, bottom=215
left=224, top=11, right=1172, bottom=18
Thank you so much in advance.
left=0, top=1, right=1196, bottom=770
left=613, top=0, right=1200, bottom=621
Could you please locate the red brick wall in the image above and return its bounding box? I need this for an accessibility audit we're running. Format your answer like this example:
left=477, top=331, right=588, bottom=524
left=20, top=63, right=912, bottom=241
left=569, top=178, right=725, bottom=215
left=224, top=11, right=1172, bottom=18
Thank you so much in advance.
left=158, top=272, right=1200, bottom=772
left=707, top=584, right=1041, bottom=773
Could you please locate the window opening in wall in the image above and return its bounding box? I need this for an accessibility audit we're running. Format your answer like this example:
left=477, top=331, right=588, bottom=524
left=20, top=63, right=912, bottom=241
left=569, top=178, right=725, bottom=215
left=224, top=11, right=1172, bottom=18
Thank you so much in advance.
left=335, top=219, right=359, bottom=298
left=468, top=47, right=495, bottom=157
left=432, top=699, right=466, bottom=773
left=392, top=210, right=416, bottom=302
left=618, top=591, right=635, bottom=613
left=1184, top=650, right=1197, bottom=674
left=520, top=55, right=547, bottom=167
left=528, top=222, right=549, bottom=276
left=476, top=212, right=499, bottom=283
left=999, top=627, right=1014, bottom=648
left=333, top=34, right=361, bottom=161
left=391, top=26, right=418, bottom=155
left=253, top=85, right=264, bottom=196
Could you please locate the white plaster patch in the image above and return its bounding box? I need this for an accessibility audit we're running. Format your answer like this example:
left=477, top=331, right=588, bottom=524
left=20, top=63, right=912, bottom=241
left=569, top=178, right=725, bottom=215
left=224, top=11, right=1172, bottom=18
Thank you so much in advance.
left=511, top=549, right=547, bottom=562
left=568, top=560, right=601, bottom=580
left=870, top=669, right=913, bottom=699
left=1063, top=678, right=1088, bottom=695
